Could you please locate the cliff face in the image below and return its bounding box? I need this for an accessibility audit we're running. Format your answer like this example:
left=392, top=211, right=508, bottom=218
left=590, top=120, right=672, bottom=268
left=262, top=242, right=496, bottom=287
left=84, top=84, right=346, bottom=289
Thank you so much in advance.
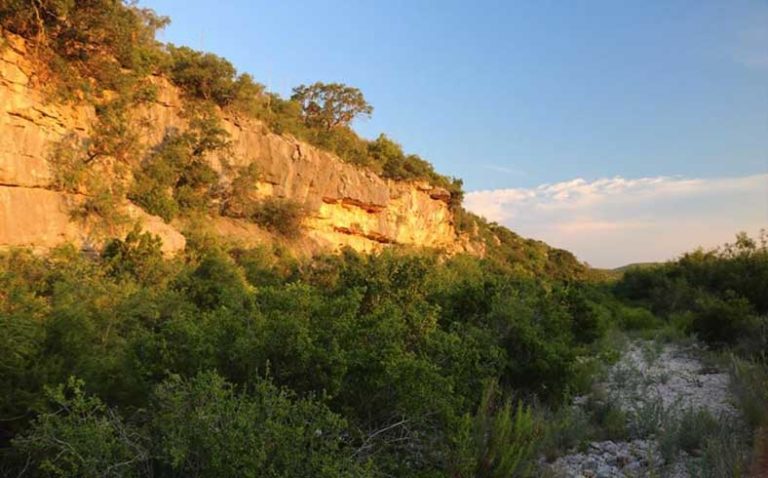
left=0, top=32, right=472, bottom=256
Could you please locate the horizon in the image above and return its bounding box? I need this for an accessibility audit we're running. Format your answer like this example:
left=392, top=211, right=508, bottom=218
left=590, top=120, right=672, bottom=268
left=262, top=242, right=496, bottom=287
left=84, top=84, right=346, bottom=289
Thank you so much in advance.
left=141, top=0, right=768, bottom=267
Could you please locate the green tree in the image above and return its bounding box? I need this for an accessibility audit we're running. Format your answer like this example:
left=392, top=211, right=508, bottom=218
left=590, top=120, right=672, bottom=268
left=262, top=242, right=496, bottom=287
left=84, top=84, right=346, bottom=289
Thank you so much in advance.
left=291, top=82, right=373, bottom=131
left=166, top=45, right=264, bottom=108
left=102, top=227, right=167, bottom=285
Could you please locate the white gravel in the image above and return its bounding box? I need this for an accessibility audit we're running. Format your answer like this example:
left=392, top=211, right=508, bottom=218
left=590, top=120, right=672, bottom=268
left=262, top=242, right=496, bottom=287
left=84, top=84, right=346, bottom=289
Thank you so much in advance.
left=543, top=340, right=738, bottom=478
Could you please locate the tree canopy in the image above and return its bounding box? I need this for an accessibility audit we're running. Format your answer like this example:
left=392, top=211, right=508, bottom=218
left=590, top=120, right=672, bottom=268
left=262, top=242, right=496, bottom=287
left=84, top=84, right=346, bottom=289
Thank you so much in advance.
left=291, top=82, right=373, bottom=131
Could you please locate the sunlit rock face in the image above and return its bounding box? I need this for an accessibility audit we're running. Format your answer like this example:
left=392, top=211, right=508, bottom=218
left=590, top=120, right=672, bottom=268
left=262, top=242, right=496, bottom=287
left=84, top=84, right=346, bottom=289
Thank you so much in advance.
left=0, top=30, right=471, bottom=256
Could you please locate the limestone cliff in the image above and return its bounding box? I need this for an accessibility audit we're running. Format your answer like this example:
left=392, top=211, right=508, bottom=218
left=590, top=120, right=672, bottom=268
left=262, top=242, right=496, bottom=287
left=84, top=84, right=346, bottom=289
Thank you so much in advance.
left=0, top=31, right=475, bottom=256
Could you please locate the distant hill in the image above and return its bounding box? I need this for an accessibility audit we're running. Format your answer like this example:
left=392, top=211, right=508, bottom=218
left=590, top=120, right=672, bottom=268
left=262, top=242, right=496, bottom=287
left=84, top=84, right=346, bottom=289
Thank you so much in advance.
left=613, top=262, right=663, bottom=272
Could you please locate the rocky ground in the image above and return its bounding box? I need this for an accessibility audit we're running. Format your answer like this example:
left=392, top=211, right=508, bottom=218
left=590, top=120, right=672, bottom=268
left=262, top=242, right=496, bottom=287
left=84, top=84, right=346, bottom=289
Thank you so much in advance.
left=544, top=340, right=742, bottom=477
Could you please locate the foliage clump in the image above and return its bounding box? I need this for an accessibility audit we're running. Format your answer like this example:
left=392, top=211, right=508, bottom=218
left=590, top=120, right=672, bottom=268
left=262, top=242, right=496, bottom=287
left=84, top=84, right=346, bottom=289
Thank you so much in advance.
left=0, top=229, right=617, bottom=476
left=129, top=110, right=229, bottom=222
left=615, top=231, right=768, bottom=355
left=0, top=0, right=168, bottom=98
left=2, top=1, right=463, bottom=193
left=165, top=45, right=265, bottom=108
left=291, top=82, right=373, bottom=131
left=250, top=197, right=306, bottom=238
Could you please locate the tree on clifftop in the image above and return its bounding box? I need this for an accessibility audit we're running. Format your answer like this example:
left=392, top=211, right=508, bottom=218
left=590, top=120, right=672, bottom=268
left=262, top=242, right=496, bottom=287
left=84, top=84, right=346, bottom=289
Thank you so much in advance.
left=291, top=82, right=373, bottom=131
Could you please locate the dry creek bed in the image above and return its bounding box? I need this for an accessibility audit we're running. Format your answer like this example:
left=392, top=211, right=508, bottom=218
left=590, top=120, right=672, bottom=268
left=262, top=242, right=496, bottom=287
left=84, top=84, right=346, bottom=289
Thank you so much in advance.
left=544, top=340, right=741, bottom=478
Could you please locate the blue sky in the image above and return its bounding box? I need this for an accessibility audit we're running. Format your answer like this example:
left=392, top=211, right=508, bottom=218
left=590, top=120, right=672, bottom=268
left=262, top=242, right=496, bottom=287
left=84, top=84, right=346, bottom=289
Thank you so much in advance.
left=142, top=0, right=768, bottom=266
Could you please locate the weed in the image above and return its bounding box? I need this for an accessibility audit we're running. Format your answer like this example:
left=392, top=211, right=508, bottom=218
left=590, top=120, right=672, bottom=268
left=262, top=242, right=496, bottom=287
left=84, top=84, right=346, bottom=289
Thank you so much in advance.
left=698, top=417, right=749, bottom=478
left=611, top=362, right=643, bottom=393
left=628, top=396, right=668, bottom=439
left=658, top=408, right=722, bottom=463
left=729, top=355, right=768, bottom=432
left=586, top=394, right=629, bottom=442
left=539, top=406, right=591, bottom=460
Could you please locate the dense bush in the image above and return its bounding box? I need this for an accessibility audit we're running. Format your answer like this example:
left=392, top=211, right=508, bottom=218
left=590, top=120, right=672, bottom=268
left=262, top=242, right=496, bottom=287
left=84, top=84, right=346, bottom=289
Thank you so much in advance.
left=129, top=112, right=228, bottom=221
left=149, top=371, right=367, bottom=477
left=0, top=0, right=168, bottom=97
left=219, top=163, right=262, bottom=219
left=615, top=231, right=768, bottom=354
left=450, top=381, right=541, bottom=477
left=165, top=45, right=265, bottom=108
left=251, top=197, right=306, bottom=237
left=12, top=373, right=368, bottom=478
left=0, top=231, right=614, bottom=476
left=12, top=377, right=150, bottom=477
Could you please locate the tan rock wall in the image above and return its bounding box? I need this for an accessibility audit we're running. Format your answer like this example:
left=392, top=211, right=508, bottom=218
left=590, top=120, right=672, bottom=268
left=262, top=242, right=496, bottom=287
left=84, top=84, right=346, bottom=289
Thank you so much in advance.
left=0, top=30, right=467, bottom=256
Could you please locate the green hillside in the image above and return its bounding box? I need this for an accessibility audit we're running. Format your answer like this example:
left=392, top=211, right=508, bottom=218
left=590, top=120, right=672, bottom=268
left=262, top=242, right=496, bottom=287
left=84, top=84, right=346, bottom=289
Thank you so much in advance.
left=1, top=2, right=765, bottom=476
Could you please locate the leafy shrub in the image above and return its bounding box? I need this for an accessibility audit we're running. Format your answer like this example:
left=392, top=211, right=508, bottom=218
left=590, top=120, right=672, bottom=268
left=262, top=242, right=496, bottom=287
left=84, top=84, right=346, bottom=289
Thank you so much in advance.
left=596, top=406, right=628, bottom=441
left=71, top=185, right=128, bottom=234
left=166, top=45, right=265, bottom=108
left=619, top=305, right=661, bottom=330
left=659, top=408, right=720, bottom=462
left=48, top=101, right=140, bottom=231
left=231, top=245, right=296, bottom=287
left=627, top=397, right=669, bottom=439
left=698, top=418, right=749, bottom=478
left=252, top=197, right=306, bottom=237
left=0, top=234, right=614, bottom=476
left=49, top=134, right=89, bottom=193
left=450, top=381, right=541, bottom=478
left=1, top=0, right=169, bottom=98
left=150, top=371, right=368, bottom=478
left=564, top=285, right=610, bottom=344
left=102, top=226, right=166, bottom=285
left=539, top=406, right=591, bottom=460
left=129, top=112, right=228, bottom=221
left=12, top=377, right=149, bottom=477
left=656, top=408, right=749, bottom=476
left=729, top=356, right=768, bottom=431
left=220, top=163, right=261, bottom=219
left=87, top=100, right=141, bottom=168
left=585, top=391, right=629, bottom=442
left=291, top=82, right=373, bottom=131
left=692, top=294, right=758, bottom=347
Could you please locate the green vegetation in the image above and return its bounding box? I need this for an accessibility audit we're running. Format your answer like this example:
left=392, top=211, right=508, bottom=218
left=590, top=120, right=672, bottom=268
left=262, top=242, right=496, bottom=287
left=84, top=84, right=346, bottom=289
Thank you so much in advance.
left=250, top=197, right=306, bottom=237
left=292, top=82, right=373, bottom=131
left=0, top=0, right=168, bottom=99
left=4, top=2, right=765, bottom=475
left=165, top=45, right=264, bottom=108
left=128, top=108, right=229, bottom=221
left=1, top=0, right=463, bottom=193
left=615, top=231, right=768, bottom=356
left=454, top=208, right=591, bottom=280
left=614, top=231, right=768, bottom=472
left=452, top=381, right=541, bottom=477
left=0, top=228, right=620, bottom=476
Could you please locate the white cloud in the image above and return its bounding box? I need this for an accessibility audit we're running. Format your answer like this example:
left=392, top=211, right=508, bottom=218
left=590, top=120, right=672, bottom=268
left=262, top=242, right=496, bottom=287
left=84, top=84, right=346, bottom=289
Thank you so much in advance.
left=465, top=174, right=768, bottom=268
left=481, top=164, right=527, bottom=176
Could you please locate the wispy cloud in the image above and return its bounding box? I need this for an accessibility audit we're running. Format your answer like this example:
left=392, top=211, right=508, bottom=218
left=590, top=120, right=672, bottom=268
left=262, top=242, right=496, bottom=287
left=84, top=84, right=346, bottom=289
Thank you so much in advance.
left=465, top=174, right=768, bottom=268
left=482, top=164, right=527, bottom=176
